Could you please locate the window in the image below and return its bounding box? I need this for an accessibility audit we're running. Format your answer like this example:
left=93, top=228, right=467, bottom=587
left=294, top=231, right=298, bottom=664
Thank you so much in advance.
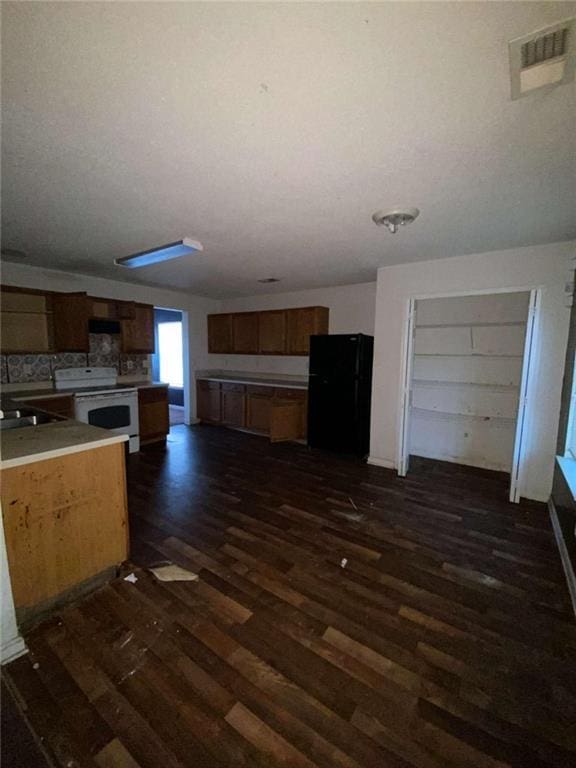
left=565, top=354, right=576, bottom=459
left=158, top=321, right=183, bottom=388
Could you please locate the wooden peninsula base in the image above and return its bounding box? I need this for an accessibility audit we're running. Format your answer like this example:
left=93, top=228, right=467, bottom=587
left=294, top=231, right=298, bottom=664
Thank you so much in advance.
left=1, top=441, right=128, bottom=627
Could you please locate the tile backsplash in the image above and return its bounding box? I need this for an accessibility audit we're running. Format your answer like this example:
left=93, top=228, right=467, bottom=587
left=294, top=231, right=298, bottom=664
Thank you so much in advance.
left=0, top=334, right=150, bottom=385
left=7, top=354, right=52, bottom=384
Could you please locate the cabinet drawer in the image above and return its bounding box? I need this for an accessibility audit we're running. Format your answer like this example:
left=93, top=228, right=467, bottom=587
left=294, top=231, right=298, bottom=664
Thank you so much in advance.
left=221, top=383, right=246, bottom=393
left=246, top=385, right=275, bottom=397
left=138, top=386, right=168, bottom=404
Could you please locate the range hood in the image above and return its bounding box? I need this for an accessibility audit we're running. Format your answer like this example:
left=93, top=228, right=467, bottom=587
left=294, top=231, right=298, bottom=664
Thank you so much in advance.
left=88, top=319, right=121, bottom=335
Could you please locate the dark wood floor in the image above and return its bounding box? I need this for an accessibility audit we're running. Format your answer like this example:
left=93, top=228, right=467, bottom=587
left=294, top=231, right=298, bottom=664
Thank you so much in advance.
left=4, top=424, right=576, bottom=768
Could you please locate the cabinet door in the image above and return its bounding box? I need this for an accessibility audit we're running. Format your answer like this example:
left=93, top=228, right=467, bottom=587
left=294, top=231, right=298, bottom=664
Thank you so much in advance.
left=259, top=310, right=287, bottom=355
left=122, top=303, right=154, bottom=353
left=53, top=293, right=90, bottom=352
left=197, top=380, right=221, bottom=422
left=0, top=288, right=53, bottom=354
left=138, top=387, right=169, bottom=443
left=286, top=307, right=329, bottom=355
left=246, top=392, right=272, bottom=433
left=274, top=388, right=307, bottom=438
left=232, top=313, right=259, bottom=354
left=221, top=384, right=246, bottom=427
left=90, top=298, right=117, bottom=319
left=270, top=400, right=302, bottom=443
left=207, top=314, right=233, bottom=353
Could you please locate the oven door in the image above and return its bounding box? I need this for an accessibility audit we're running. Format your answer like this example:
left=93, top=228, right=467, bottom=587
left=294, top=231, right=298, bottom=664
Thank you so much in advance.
left=74, top=392, right=139, bottom=449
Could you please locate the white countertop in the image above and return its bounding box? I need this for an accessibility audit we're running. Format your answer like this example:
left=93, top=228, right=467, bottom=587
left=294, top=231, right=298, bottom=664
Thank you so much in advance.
left=197, top=371, right=308, bottom=390
left=0, top=419, right=128, bottom=469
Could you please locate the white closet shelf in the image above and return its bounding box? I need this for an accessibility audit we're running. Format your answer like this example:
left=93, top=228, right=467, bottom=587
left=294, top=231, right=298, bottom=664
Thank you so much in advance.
left=412, top=379, right=519, bottom=391
left=415, top=321, right=526, bottom=329
left=410, top=407, right=516, bottom=426
left=414, top=353, right=524, bottom=359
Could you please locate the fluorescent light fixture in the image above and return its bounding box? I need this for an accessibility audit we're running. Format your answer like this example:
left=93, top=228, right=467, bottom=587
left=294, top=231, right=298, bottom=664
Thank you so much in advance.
left=114, top=238, right=203, bottom=269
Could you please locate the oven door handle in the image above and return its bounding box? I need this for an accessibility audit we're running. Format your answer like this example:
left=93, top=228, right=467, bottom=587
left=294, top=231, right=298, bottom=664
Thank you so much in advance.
left=75, top=394, right=136, bottom=403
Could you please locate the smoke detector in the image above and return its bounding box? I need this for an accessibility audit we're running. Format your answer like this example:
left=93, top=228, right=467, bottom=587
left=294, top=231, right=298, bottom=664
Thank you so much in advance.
left=372, top=207, right=419, bottom=234
left=509, top=17, right=575, bottom=99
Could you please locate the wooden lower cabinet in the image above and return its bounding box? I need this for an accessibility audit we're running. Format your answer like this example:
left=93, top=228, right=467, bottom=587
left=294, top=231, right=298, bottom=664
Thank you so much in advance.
left=196, top=380, right=221, bottom=422
left=271, top=389, right=307, bottom=442
left=221, top=383, right=246, bottom=427
left=198, top=379, right=306, bottom=442
left=246, top=389, right=273, bottom=433
left=1, top=442, right=128, bottom=623
left=138, top=386, right=169, bottom=444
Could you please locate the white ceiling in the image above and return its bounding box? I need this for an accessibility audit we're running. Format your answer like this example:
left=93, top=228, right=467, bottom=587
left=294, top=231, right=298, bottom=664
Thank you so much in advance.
left=2, top=1, right=575, bottom=298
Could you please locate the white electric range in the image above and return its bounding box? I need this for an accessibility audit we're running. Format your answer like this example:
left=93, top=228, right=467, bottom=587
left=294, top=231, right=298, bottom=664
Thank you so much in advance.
left=55, top=367, right=140, bottom=452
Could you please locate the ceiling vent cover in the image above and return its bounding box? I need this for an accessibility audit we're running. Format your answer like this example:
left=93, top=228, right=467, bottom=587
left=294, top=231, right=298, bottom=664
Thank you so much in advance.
left=509, top=17, right=575, bottom=99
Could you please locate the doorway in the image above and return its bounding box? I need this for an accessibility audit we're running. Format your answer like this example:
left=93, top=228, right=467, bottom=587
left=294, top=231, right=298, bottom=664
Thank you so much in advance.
left=398, top=289, right=539, bottom=502
left=152, top=308, right=185, bottom=426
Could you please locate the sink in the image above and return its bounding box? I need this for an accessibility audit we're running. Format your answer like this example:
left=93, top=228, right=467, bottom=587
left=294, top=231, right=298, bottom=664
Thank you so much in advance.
left=0, top=408, right=59, bottom=431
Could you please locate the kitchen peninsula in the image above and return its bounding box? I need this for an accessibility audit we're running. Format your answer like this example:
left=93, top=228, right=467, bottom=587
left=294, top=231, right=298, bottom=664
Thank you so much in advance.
left=1, top=401, right=129, bottom=627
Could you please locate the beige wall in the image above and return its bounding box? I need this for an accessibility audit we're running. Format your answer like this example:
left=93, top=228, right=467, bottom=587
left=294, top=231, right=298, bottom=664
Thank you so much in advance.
left=369, top=240, right=574, bottom=502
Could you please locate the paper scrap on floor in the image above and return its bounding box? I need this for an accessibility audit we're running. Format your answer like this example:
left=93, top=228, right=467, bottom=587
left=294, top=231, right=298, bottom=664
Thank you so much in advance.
left=149, top=564, right=199, bottom=582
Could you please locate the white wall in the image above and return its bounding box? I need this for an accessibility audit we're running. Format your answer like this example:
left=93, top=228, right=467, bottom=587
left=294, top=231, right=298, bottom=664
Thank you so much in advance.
left=210, top=282, right=377, bottom=376
left=369, top=241, right=575, bottom=502
left=0, top=262, right=220, bottom=422
left=409, top=292, right=530, bottom=472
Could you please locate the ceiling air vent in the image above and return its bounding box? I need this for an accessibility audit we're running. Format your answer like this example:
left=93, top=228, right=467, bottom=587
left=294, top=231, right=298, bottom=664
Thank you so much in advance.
left=509, top=17, right=575, bottom=99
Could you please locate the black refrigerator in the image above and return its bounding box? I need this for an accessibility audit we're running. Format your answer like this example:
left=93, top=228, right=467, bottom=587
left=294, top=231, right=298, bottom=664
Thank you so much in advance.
left=307, top=334, right=374, bottom=457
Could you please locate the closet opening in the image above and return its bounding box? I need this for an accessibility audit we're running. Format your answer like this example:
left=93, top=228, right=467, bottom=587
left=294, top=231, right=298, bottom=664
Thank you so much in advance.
left=398, top=289, right=539, bottom=502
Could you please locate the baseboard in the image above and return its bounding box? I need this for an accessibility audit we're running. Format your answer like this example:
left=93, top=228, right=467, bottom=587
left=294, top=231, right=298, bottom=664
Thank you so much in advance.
left=1, top=635, right=28, bottom=666
left=367, top=456, right=396, bottom=470
left=548, top=497, right=576, bottom=618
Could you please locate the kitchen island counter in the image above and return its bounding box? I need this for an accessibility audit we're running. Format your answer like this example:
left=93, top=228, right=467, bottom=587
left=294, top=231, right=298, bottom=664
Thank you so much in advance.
left=0, top=418, right=127, bottom=470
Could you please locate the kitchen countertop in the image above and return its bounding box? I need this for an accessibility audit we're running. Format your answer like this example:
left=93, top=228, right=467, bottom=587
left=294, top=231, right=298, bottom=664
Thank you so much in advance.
left=197, top=372, right=308, bottom=390
left=0, top=419, right=128, bottom=470
left=6, top=380, right=167, bottom=401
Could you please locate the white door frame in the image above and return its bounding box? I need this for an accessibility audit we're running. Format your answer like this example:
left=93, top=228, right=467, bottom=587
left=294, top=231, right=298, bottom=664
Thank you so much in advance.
left=396, top=286, right=542, bottom=502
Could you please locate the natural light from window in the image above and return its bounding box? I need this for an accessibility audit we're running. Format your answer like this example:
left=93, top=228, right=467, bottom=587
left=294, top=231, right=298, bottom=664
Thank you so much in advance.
left=158, top=322, right=183, bottom=388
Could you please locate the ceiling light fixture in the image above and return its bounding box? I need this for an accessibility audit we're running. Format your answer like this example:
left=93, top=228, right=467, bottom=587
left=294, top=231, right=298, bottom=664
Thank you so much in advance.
left=372, top=207, right=420, bottom=234
left=114, top=237, right=203, bottom=269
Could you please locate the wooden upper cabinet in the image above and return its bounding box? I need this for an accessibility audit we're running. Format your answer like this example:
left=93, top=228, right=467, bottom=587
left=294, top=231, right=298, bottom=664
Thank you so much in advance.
left=53, top=292, right=90, bottom=352
left=207, top=314, right=233, bottom=353
left=286, top=307, right=329, bottom=355
left=232, top=312, right=259, bottom=354
left=207, top=306, right=329, bottom=357
left=90, top=297, right=117, bottom=319
left=259, top=310, right=287, bottom=355
left=121, top=303, right=154, bottom=353
left=0, top=287, right=54, bottom=353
